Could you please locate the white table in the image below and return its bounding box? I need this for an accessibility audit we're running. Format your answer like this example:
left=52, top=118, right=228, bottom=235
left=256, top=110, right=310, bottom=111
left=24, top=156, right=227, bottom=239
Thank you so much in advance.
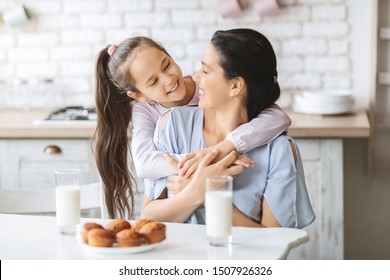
left=0, top=214, right=309, bottom=260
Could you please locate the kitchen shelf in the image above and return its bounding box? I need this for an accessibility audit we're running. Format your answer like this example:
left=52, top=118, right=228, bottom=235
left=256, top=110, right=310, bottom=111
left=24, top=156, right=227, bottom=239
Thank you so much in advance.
left=378, top=72, right=390, bottom=85
left=379, top=27, right=390, bottom=39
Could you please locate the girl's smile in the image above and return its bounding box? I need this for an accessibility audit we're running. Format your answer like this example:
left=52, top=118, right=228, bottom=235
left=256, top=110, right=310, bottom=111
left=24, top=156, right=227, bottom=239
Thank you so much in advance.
left=129, top=47, right=188, bottom=107
left=167, top=80, right=179, bottom=95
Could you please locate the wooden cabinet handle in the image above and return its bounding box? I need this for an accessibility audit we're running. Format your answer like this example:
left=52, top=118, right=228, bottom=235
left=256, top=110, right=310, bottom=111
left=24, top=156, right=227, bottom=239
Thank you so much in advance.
left=44, top=145, right=62, bottom=154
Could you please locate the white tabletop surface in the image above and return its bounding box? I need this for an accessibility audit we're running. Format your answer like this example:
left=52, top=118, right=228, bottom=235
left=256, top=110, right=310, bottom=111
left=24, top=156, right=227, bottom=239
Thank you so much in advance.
left=0, top=214, right=309, bottom=260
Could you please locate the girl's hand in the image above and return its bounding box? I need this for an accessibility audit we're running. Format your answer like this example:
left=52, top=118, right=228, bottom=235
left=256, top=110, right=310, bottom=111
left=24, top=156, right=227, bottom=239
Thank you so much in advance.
left=191, top=150, right=246, bottom=186
left=178, top=140, right=254, bottom=179
left=234, top=154, right=254, bottom=168
left=166, top=175, right=191, bottom=195
left=163, top=152, right=180, bottom=171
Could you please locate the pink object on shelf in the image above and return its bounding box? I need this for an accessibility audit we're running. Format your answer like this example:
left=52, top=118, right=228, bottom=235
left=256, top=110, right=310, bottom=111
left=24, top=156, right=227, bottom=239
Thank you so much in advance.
left=252, top=0, right=280, bottom=17
left=216, top=0, right=243, bottom=18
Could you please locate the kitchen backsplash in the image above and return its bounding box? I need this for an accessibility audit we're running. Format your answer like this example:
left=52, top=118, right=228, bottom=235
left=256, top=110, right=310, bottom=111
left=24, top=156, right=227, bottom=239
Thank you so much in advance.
left=0, top=0, right=350, bottom=109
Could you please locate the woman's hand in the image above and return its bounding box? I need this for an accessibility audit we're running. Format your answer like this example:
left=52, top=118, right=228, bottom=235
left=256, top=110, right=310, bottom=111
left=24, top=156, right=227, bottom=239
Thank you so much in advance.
left=177, top=148, right=209, bottom=178
left=166, top=175, right=191, bottom=195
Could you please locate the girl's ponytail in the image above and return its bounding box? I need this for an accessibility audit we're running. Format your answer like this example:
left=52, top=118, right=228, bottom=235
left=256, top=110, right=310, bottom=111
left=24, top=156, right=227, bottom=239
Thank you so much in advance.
left=93, top=47, right=134, bottom=219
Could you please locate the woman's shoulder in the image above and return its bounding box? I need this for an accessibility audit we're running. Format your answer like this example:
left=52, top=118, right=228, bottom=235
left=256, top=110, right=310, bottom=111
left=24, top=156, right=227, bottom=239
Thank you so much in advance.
left=265, top=134, right=297, bottom=156
left=271, top=133, right=294, bottom=145
left=248, top=134, right=292, bottom=158
left=267, top=134, right=300, bottom=167
left=158, top=106, right=201, bottom=132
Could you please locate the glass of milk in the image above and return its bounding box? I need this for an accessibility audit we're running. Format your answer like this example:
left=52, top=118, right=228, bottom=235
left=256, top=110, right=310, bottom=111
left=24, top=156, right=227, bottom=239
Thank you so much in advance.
left=55, top=169, right=80, bottom=235
left=205, top=176, right=233, bottom=246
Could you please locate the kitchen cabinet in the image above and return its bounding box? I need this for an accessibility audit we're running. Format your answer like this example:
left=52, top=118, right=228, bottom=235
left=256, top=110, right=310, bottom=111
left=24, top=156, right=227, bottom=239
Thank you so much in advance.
left=285, top=111, right=369, bottom=259
left=0, top=139, right=99, bottom=189
left=0, top=110, right=101, bottom=217
left=377, top=25, right=390, bottom=128
left=288, top=139, right=343, bottom=260
left=0, top=138, right=101, bottom=218
left=370, top=0, right=390, bottom=172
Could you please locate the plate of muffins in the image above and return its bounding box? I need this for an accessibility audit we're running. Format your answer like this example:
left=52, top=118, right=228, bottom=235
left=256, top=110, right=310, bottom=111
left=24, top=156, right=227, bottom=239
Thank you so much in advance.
left=78, top=219, right=166, bottom=254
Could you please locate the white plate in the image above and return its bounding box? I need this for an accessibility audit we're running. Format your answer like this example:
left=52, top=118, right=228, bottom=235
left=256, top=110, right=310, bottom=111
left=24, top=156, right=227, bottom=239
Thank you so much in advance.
left=77, top=234, right=160, bottom=255
left=301, top=90, right=353, bottom=102
left=293, top=92, right=355, bottom=115
left=292, top=102, right=354, bottom=115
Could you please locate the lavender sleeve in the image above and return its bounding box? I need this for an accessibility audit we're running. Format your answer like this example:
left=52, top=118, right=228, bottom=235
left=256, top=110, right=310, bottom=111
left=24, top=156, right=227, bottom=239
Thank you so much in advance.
left=131, top=103, right=177, bottom=180
left=226, top=104, right=292, bottom=154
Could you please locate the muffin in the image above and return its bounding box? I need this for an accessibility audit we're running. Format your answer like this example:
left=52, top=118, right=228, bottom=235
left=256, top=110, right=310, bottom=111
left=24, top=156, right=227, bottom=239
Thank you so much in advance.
left=87, top=228, right=115, bottom=247
left=131, top=219, right=154, bottom=233
left=106, top=219, right=131, bottom=235
left=116, top=229, right=146, bottom=247
left=138, top=222, right=166, bottom=244
left=82, top=223, right=104, bottom=244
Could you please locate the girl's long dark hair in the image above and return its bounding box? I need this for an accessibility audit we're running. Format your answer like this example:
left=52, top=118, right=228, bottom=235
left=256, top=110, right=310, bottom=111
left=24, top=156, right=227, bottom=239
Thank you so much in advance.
left=92, top=37, right=170, bottom=218
left=211, top=29, right=280, bottom=121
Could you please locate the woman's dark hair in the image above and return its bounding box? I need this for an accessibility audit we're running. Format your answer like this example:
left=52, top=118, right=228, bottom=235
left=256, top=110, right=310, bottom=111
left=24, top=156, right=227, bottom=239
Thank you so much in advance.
left=211, top=29, right=280, bottom=121
left=92, top=36, right=170, bottom=218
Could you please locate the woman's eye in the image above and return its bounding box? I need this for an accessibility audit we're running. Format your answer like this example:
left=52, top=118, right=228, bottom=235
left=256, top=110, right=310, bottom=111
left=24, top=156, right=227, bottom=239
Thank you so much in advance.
left=164, top=62, right=170, bottom=70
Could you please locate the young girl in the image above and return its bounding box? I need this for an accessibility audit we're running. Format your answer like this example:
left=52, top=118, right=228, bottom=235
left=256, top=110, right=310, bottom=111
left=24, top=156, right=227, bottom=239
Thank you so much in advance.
left=142, top=29, right=315, bottom=228
left=93, top=36, right=291, bottom=219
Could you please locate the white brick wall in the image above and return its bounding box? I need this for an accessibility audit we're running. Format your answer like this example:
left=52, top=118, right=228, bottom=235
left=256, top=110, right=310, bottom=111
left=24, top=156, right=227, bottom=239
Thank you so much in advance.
left=0, top=0, right=353, bottom=109
left=63, top=0, right=106, bottom=14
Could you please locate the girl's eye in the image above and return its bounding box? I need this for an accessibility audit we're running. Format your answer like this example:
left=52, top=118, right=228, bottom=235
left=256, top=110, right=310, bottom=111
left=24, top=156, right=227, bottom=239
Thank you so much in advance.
left=164, top=62, right=171, bottom=70
left=150, top=79, right=158, bottom=86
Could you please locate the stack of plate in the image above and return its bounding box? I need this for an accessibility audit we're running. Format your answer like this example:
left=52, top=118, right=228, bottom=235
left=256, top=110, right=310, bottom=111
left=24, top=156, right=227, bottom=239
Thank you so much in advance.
left=292, top=90, right=355, bottom=115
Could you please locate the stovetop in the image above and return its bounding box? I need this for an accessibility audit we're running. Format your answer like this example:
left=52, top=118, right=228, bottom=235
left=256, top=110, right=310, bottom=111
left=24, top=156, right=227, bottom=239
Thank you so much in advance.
left=34, top=106, right=97, bottom=126
left=44, top=106, right=97, bottom=121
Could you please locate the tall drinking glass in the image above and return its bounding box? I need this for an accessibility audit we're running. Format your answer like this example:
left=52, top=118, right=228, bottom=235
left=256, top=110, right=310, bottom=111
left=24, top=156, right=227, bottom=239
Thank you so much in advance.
left=55, top=169, right=80, bottom=235
left=205, top=176, right=233, bottom=246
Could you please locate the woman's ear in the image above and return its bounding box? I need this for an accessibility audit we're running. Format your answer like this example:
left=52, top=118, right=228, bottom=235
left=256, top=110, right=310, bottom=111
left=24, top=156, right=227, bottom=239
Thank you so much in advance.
left=230, top=77, right=246, bottom=97
left=127, top=91, right=149, bottom=102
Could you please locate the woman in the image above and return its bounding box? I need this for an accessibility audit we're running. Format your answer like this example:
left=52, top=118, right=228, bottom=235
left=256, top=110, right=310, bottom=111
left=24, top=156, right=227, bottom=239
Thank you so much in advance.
left=141, top=29, right=315, bottom=228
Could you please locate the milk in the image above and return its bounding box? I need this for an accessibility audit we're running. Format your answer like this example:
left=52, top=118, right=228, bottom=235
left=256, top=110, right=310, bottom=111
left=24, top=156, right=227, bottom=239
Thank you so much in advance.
left=205, top=191, right=232, bottom=239
left=55, top=185, right=80, bottom=229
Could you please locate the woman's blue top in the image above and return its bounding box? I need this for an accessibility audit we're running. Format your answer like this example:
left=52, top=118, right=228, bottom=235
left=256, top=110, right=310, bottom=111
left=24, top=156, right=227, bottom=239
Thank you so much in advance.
left=145, top=106, right=315, bottom=229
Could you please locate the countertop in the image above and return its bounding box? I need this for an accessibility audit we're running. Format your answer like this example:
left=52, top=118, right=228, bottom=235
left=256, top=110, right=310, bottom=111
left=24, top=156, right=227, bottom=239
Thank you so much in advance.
left=0, top=109, right=370, bottom=139
left=0, top=110, right=95, bottom=138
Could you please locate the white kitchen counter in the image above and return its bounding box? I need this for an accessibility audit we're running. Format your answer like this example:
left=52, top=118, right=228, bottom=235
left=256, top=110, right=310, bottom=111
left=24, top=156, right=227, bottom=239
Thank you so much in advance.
left=0, top=109, right=370, bottom=139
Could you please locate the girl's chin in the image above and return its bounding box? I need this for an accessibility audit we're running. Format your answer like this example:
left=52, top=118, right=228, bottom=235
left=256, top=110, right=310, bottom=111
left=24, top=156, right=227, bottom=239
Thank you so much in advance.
left=197, top=100, right=207, bottom=109
left=171, top=90, right=187, bottom=105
